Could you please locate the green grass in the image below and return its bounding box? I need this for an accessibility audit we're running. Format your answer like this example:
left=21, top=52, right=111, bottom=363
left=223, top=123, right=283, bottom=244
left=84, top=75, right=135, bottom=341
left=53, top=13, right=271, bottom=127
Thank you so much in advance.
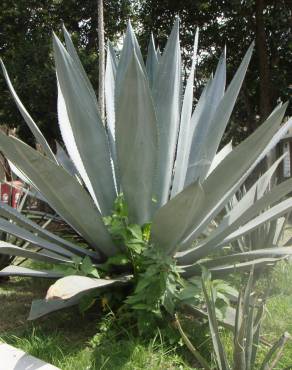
left=0, top=276, right=195, bottom=369
left=1, top=261, right=292, bottom=369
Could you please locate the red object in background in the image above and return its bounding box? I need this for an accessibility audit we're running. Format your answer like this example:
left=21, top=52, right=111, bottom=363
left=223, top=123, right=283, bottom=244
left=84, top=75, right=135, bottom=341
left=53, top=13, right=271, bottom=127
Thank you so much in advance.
left=11, top=181, right=23, bottom=208
left=0, top=183, right=11, bottom=204
left=0, top=181, right=23, bottom=208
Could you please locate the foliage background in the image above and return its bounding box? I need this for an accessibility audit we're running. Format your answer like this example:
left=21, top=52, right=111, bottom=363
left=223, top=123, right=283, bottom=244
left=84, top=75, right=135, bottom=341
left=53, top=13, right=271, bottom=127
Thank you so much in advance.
left=0, top=0, right=291, bottom=146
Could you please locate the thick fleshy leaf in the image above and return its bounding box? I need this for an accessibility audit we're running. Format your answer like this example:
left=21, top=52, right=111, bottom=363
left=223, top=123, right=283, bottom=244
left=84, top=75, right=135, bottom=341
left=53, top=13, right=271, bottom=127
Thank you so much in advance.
left=270, top=216, right=286, bottom=245
left=221, top=197, right=292, bottom=245
left=0, top=241, right=72, bottom=264
left=8, top=160, right=47, bottom=202
left=55, top=142, right=78, bottom=177
left=29, top=275, right=131, bottom=320
left=0, top=218, right=73, bottom=257
left=105, top=42, right=119, bottom=189
left=201, top=272, right=230, bottom=370
left=177, top=173, right=292, bottom=265
left=0, top=265, right=64, bottom=279
left=152, top=19, right=182, bottom=207
left=207, top=141, right=232, bottom=177
left=151, top=182, right=204, bottom=254
left=253, top=153, right=285, bottom=201
left=179, top=104, right=290, bottom=251
left=185, top=47, right=226, bottom=186
left=234, top=268, right=254, bottom=370
left=57, top=80, right=100, bottom=207
left=186, top=43, right=254, bottom=184
left=46, top=275, right=130, bottom=300
left=155, top=104, right=288, bottom=257
left=177, top=155, right=287, bottom=264
left=146, top=33, right=158, bottom=88
left=105, top=42, right=118, bottom=140
left=115, top=20, right=145, bottom=99
left=0, top=201, right=98, bottom=259
left=0, top=60, right=56, bottom=162
left=116, top=52, right=158, bottom=224
left=208, top=257, right=283, bottom=277
left=29, top=298, right=80, bottom=320
left=62, top=24, right=98, bottom=106
left=54, top=34, right=116, bottom=215
left=0, top=132, right=116, bottom=257
left=186, top=247, right=292, bottom=274
left=201, top=43, right=254, bottom=180
left=183, top=257, right=284, bottom=278
left=171, top=29, right=199, bottom=197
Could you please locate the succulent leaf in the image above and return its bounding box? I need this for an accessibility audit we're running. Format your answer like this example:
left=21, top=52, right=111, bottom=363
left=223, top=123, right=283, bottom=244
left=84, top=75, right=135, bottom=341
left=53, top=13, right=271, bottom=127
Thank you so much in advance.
left=54, top=34, right=116, bottom=215
left=116, top=51, right=158, bottom=224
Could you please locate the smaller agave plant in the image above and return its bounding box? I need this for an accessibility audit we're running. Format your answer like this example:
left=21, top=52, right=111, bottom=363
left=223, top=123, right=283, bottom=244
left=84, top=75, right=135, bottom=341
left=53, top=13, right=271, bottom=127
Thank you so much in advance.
left=0, top=19, right=292, bottom=321
left=177, top=268, right=291, bottom=370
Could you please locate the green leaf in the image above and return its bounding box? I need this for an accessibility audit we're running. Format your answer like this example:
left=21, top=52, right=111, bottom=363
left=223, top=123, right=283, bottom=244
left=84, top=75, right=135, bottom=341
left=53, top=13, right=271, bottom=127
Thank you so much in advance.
left=0, top=59, right=56, bottom=162
left=208, top=257, right=283, bottom=277
left=125, top=242, right=144, bottom=254
left=152, top=18, right=182, bottom=207
left=80, top=256, right=99, bottom=278
left=0, top=218, right=73, bottom=258
left=0, top=265, right=64, bottom=279
left=72, top=256, right=83, bottom=265
left=171, top=28, right=199, bottom=197
left=105, top=41, right=118, bottom=140
left=62, top=25, right=98, bottom=106
left=202, top=43, right=254, bottom=179
left=221, top=198, right=292, bottom=245
left=105, top=41, right=119, bottom=187
left=103, top=254, right=129, bottom=267
left=146, top=33, right=158, bottom=88
left=116, top=51, right=158, bottom=224
left=54, top=34, right=116, bottom=216
left=185, top=45, right=226, bottom=186
left=207, top=141, right=232, bottom=177
left=127, top=224, right=143, bottom=240
left=151, top=181, right=204, bottom=254
left=0, top=132, right=116, bottom=257
left=29, top=275, right=131, bottom=320
left=202, top=273, right=230, bottom=370
left=179, top=164, right=292, bottom=265
left=0, top=200, right=96, bottom=259
left=115, top=20, right=146, bottom=99
left=0, top=241, right=72, bottom=265
left=55, top=142, right=78, bottom=177
left=177, top=103, right=290, bottom=260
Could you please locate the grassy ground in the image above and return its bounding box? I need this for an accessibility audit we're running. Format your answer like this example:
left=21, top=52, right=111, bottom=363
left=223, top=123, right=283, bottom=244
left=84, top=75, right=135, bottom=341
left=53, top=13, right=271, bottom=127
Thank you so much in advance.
left=1, top=261, right=292, bottom=369
left=0, top=276, right=194, bottom=369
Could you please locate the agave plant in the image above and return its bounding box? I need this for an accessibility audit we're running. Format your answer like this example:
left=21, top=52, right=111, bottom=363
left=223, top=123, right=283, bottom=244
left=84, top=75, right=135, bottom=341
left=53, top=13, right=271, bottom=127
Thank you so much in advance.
left=227, top=156, right=289, bottom=255
left=0, top=19, right=292, bottom=320
left=179, top=268, right=291, bottom=370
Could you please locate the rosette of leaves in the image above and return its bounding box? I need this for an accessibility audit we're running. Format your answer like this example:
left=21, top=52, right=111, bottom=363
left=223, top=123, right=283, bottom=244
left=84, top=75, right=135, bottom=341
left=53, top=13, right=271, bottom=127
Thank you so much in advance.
left=1, top=19, right=292, bottom=320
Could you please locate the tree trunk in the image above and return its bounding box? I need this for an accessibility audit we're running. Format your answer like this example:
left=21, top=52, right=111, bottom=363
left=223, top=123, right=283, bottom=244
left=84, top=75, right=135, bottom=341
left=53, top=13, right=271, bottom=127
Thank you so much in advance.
left=97, top=0, right=105, bottom=122
left=255, top=0, right=275, bottom=169
left=255, top=0, right=271, bottom=121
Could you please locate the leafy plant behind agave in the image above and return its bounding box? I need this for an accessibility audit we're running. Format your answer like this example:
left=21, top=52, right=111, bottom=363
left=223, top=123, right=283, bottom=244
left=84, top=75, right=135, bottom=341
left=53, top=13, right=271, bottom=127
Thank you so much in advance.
left=0, top=19, right=292, bottom=320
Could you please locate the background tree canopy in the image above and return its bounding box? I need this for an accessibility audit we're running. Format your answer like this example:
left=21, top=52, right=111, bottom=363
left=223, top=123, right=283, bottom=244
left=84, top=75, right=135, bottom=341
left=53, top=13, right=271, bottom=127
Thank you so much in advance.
left=0, top=0, right=291, bottom=147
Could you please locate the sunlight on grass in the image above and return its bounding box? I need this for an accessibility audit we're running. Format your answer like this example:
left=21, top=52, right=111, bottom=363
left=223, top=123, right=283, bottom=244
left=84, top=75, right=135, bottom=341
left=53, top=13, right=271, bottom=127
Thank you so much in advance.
left=1, top=260, right=292, bottom=369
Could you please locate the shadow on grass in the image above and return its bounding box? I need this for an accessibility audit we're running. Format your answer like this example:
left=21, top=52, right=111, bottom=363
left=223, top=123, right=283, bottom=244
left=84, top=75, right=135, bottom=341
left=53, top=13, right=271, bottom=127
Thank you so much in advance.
left=0, top=278, right=150, bottom=368
left=0, top=277, right=51, bottom=332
